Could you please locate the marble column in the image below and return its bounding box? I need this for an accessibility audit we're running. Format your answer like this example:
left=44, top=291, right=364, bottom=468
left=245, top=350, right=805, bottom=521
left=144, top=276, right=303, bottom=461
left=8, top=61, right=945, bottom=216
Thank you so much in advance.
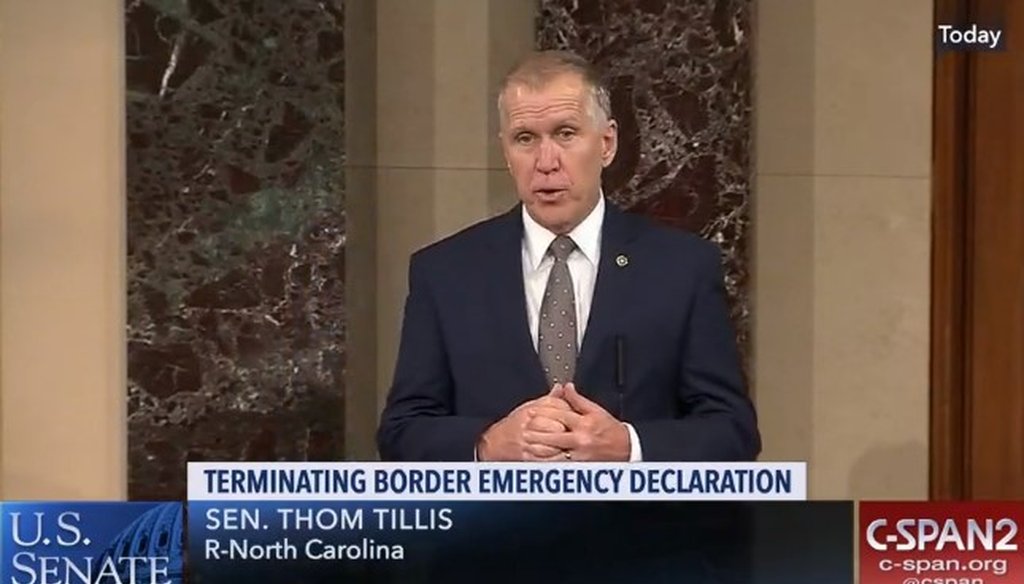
left=125, top=0, right=346, bottom=499
left=537, top=0, right=753, bottom=367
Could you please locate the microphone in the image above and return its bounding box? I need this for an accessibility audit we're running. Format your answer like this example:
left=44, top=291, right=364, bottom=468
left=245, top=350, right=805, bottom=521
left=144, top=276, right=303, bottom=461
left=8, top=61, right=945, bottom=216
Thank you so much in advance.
left=615, top=335, right=626, bottom=417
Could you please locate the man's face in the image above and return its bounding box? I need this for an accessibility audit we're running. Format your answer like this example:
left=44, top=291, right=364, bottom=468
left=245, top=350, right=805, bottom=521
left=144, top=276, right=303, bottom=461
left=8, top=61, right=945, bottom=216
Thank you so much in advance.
left=500, top=73, right=618, bottom=234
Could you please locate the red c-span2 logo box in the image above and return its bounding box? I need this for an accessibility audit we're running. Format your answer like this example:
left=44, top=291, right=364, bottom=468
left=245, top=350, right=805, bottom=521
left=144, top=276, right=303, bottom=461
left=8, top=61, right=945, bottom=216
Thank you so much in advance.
left=860, top=502, right=1024, bottom=584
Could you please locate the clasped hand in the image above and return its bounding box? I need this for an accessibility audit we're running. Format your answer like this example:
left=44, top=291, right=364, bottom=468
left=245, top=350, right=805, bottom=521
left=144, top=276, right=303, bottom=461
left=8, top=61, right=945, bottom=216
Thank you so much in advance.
left=477, top=382, right=630, bottom=462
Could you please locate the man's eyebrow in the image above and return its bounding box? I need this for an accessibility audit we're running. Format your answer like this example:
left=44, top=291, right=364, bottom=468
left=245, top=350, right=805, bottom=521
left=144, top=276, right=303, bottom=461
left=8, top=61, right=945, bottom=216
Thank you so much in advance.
left=504, top=107, right=587, bottom=134
left=508, top=117, right=583, bottom=132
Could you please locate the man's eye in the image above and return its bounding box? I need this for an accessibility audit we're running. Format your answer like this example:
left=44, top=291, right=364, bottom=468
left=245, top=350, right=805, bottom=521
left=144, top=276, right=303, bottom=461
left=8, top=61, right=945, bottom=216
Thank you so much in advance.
left=557, top=128, right=576, bottom=139
left=515, top=134, right=534, bottom=145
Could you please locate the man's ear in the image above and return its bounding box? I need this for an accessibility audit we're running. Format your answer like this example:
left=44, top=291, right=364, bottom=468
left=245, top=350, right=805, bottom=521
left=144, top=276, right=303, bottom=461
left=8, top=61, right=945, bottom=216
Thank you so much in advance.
left=602, top=119, right=619, bottom=168
left=498, top=131, right=513, bottom=173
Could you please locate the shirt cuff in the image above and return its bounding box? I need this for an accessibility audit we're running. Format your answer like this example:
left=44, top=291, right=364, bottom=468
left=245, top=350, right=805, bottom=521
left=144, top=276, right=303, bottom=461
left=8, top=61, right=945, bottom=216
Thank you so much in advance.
left=623, top=423, right=643, bottom=462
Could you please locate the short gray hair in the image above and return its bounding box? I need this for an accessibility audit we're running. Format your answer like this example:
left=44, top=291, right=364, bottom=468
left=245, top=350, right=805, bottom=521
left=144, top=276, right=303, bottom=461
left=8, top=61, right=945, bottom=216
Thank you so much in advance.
left=497, top=50, right=613, bottom=125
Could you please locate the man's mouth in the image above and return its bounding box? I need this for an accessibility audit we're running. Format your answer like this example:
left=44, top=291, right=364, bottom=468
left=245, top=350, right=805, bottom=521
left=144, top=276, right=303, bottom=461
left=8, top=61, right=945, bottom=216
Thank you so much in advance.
left=534, top=188, right=569, bottom=201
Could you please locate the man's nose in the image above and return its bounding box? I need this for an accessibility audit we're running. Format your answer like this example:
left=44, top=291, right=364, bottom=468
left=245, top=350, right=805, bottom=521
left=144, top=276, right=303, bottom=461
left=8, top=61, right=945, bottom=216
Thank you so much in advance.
left=535, top=138, right=561, bottom=172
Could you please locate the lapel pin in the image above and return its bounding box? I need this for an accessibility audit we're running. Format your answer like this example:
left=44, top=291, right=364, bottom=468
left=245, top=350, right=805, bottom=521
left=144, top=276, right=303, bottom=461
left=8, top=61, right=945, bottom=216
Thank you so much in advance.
left=615, top=254, right=629, bottom=267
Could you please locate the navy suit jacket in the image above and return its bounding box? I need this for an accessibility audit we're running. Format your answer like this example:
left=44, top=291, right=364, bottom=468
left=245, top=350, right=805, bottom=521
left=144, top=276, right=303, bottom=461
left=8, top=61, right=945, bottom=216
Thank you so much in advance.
left=377, top=202, right=760, bottom=461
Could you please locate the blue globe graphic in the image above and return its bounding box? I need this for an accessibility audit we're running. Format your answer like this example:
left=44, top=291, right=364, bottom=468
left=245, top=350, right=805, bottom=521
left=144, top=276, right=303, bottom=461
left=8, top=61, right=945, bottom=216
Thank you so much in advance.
left=92, top=503, right=184, bottom=584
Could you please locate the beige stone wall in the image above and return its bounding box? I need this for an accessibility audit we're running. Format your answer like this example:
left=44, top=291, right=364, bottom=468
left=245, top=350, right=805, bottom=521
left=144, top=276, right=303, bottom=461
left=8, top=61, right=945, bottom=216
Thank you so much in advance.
left=350, top=0, right=533, bottom=457
left=753, top=0, right=933, bottom=498
left=0, top=0, right=935, bottom=499
left=0, top=0, right=126, bottom=498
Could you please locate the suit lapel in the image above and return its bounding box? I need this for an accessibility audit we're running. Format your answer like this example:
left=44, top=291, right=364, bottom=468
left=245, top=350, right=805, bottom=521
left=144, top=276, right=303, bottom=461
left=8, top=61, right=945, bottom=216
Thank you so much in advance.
left=576, top=203, right=641, bottom=388
left=487, top=206, right=549, bottom=393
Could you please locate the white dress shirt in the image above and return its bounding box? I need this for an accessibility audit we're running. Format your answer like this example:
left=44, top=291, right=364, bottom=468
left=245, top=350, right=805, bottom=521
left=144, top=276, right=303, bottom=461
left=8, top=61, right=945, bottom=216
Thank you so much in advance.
left=521, top=195, right=643, bottom=462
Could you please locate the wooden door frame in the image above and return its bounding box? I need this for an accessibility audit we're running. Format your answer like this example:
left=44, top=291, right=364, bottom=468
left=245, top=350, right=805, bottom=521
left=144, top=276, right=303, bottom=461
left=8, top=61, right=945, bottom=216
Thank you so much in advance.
left=930, top=0, right=970, bottom=500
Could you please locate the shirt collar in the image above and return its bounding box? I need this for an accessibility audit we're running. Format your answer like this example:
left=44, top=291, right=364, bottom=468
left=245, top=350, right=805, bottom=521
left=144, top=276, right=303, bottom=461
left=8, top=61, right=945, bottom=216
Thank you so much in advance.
left=522, top=194, right=605, bottom=271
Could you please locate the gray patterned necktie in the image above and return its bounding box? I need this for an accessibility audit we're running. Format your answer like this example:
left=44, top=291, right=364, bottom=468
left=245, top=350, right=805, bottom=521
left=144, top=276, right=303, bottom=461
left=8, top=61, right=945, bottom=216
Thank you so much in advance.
left=538, top=235, right=578, bottom=385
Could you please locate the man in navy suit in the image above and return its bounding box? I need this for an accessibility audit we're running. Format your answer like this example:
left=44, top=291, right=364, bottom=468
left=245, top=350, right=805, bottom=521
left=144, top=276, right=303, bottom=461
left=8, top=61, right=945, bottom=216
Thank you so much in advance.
left=377, top=51, right=760, bottom=462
